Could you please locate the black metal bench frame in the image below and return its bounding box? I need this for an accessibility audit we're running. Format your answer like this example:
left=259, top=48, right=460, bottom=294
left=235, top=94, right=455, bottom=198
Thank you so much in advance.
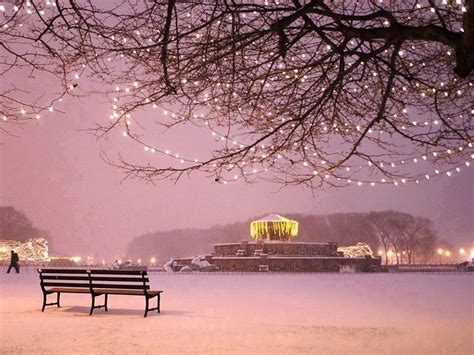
left=37, top=269, right=162, bottom=317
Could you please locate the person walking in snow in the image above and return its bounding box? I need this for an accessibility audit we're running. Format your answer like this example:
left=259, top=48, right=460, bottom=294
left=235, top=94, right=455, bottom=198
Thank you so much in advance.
left=7, top=250, right=20, bottom=273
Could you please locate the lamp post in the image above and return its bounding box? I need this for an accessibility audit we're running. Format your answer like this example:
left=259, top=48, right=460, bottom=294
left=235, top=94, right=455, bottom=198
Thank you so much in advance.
left=377, top=250, right=383, bottom=263
left=437, top=248, right=443, bottom=263
left=386, top=250, right=394, bottom=265
left=444, top=250, right=451, bottom=264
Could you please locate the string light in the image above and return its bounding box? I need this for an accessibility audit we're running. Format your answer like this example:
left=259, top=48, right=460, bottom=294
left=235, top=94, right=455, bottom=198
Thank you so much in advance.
left=121, top=103, right=472, bottom=187
left=118, top=104, right=471, bottom=187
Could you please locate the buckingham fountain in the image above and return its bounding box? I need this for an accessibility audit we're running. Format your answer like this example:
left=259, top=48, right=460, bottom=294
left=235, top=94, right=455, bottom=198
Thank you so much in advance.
left=172, top=214, right=381, bottom=272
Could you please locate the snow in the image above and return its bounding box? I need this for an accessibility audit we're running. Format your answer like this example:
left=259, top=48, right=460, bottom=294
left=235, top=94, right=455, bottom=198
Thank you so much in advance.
left=255, top=213, right=290, bottom=221
left=1, top=270, right=472, bottom=354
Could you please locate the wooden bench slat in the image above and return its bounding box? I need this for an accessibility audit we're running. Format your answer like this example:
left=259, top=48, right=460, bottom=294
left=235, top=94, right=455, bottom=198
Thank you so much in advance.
left=42, top=283, right=150, bottom=290
left=42, top=282, right=91, bottom=288
left=90, top=276, right=149, bottom=282
left=48, top=288, right=162, bottom=296
left=41, top=275, right=149, bottom=282
left=42, top=275, right=90, bottom=281
left=91, top=284, right=149, bottom=290
left=49, top=287, right=90, bottom=293
left=90, top=270, right=146, bottom=275
left=92, top=289, right=163, bottom=296
left=38, top=269, right=89, bottom=274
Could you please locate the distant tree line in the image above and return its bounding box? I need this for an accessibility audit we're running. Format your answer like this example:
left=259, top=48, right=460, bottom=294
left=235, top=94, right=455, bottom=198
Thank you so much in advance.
left=127, top=210, right=438, bottom=264
left=0, top=206, right=50, bottom=244
left=367, top=211, right=436, bottom=264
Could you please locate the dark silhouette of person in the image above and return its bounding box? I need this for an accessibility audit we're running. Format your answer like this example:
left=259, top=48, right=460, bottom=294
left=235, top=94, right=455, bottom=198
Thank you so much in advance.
left=7, top=250, right=20, bottom=273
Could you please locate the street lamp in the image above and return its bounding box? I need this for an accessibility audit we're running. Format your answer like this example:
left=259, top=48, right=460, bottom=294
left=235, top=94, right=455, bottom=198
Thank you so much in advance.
left=386, top=250, right=394, bottom=265
left=459, top=248, right=465, bottom=255
left=436, top=248, right=444, bottom=263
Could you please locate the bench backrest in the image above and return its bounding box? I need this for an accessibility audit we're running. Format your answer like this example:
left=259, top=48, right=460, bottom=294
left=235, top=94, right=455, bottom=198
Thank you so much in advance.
left=37, top=269, right=150, bottom=292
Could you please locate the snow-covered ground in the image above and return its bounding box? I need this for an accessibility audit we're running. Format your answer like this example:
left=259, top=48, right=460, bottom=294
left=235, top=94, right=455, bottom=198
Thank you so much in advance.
left=1, top=271, right=472, bottom=354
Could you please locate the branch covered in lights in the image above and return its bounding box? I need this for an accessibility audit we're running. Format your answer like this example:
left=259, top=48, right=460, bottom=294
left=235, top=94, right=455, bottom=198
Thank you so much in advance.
left=0, top=238, right=49, bottom=262
left=0, top=0, right=473, bottom=188
left=337, top=242, right=375, bottom=258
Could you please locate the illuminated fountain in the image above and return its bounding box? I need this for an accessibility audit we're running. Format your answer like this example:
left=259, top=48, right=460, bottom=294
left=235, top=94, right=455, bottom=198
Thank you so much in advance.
left=172, top=214, right=381, bottom=272
left=210, top=214, right=380, bottom=272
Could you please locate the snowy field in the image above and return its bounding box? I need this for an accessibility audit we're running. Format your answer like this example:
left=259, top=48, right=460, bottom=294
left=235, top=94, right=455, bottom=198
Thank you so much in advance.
left=0, top=271, right=472, bottom=354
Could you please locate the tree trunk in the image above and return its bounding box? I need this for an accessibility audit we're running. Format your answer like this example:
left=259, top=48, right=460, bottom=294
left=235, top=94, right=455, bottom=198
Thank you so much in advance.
left=455, top=0, right=474, bottom=77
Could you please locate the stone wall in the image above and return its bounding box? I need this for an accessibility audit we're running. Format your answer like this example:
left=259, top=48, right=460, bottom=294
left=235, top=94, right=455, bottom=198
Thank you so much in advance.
left=213, top=241, right=339, bottom=257
left=212, top=255, right=381, bottom=272
left=212, top=257, right=262, bottom=272
left=170, top=241, right=381, bottom=273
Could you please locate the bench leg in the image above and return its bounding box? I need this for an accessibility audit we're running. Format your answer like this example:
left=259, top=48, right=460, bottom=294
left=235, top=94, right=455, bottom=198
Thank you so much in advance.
left=144, top=294, right=161, bottom=317
left=41, top=291, right=61, bottom=312
left=144, top=297, right=149, bottom=318
left=41, top=292, right=47, bottom=312
left=90, top=293, right=108, bottom=315
left=90, top=294, right=95, bottom=316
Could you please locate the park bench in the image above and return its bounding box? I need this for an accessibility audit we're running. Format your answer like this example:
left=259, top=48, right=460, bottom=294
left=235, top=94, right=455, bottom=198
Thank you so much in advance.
left=37, top=268, right=162, bottom=317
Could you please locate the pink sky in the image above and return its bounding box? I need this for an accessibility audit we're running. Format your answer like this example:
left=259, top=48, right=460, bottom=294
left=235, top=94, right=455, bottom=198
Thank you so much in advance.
left=0, top=90, right=472, bottom=258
